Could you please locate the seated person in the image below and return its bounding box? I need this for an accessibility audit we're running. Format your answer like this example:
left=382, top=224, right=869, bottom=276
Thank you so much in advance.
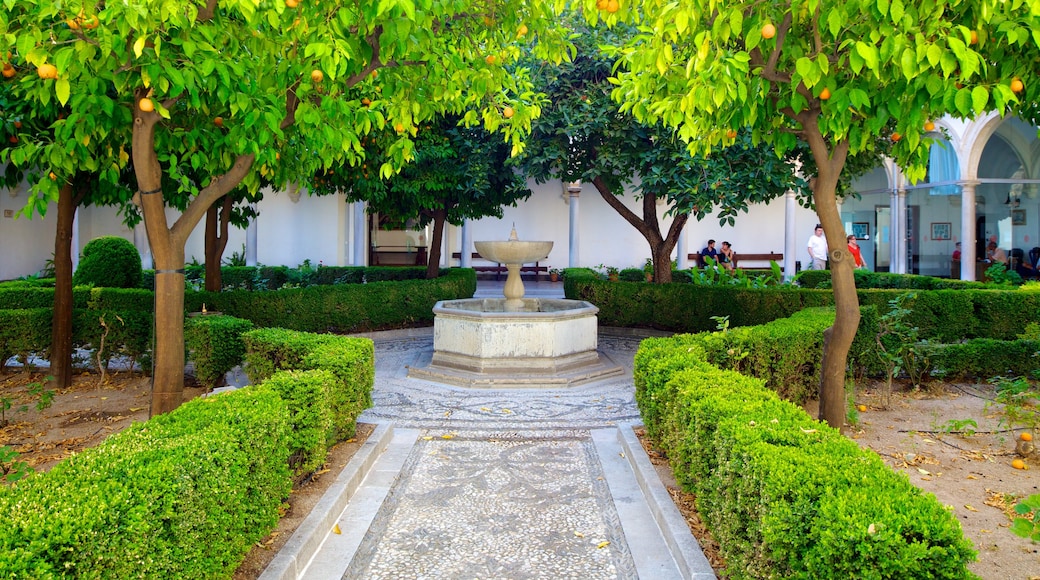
left=699, top=239, right=718, bottom=268
left=985, top=242, right=1008, bottom=265
left=718, top=241, right=735, bottom=271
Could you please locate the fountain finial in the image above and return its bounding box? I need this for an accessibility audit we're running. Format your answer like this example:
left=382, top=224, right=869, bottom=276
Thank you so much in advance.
left=508, top=226, right=519, bottom=241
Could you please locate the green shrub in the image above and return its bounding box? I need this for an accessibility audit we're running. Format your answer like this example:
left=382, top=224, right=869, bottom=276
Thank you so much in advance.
left=242, top=328, right=374, bottom=444
left=619, top=268, right=645, bottom=282
left=260, top=369, right=335, bottom=476
left=72, top=236, right=143, bottom=289
left=929, top=339, right=1040, bottom=380
left=185, top=315, right=255, bottom=388
left=0, top=386, right=292, bottom=578
left=0, top=309, right=52, bottom=371
left=633, top=335, right=977, bottom=578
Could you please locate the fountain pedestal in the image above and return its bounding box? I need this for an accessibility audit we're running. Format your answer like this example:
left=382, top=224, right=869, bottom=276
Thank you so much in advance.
left=406, top=228, right=623, bottom=389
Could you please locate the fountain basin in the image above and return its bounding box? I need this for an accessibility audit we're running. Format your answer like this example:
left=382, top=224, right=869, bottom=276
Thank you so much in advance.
left=407, top=298, right=624, bottom=388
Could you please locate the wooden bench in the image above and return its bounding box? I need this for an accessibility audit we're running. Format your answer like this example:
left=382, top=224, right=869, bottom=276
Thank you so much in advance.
left=688, top=252, right=793, bottom=271
left=451, top=252, right=548, bottom=281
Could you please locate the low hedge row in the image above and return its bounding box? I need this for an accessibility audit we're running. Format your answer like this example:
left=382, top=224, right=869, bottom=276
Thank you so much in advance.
left=797, top=269, right=992, bottom=290
left=242, top=327, right=374, bottom=446
left=185, top=315, right=256, bottom=388
left=186, top=268, right=476, bottom=333
left=0, top=387, right=294, bottom=578
left=155, top=264, right=433, bottom=291
left=634, top=333, right=977, bottom=579
left=564, top=270, right=1040, bottom=340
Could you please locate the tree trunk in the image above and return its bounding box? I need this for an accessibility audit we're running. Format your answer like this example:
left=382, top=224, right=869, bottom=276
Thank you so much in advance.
left=426, top=208, right=447, bottom=279
left=591, top=176, right=684, bottom=283
left=204, top=195, right=233, bottom=292
left=49, top=182, right=81, bottom=390
left=803, top=120, right=859, bottom=432
left=133, top=95, right=256, bottom=416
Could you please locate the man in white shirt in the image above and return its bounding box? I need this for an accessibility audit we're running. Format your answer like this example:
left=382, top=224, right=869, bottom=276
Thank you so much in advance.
left=807, top=225, right=828, bottom=270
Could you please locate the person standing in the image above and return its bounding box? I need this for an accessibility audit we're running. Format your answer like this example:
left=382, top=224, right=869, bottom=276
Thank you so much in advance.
left=699, top=239, right=718, bottom=268
left=807, top=225, right=828, bottom=270
left=847, top=235, right=866, bottom=269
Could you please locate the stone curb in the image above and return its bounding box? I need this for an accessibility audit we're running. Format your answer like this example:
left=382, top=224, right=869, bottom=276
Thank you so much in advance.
left=258, top=422, right=395, bottom=580
left=616, top=423, right=717, bottom=579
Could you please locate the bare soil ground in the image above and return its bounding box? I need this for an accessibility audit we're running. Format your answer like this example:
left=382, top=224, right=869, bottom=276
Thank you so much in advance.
left=0, top=369, right=371, bottom=579
left=640, top=380, right=1040, bottom=580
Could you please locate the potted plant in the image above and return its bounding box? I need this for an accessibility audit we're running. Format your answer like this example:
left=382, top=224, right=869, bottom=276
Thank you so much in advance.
left=549, top=268, right=561, bottom=282
left=606, top=266, right=619, bottom=282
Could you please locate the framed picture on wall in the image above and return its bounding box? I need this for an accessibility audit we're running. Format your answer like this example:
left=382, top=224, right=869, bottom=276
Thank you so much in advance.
left=931, top=222, right=952, bottom=241
left=1012, top=209, right=1026, bottom=226
left=852, top=222, right=870, bottom=240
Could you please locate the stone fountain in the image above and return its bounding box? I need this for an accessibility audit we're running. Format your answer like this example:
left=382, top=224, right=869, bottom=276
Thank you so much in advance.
left=407, top=228, right=623, bottom=388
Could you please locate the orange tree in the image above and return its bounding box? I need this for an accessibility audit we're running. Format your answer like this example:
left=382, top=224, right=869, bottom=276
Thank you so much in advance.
left=311, top=115, right=532, bottom=279
left=595, top=0, right=1040, bottom=429
left=2, top=0, right=570, bottom=415
left=518, top=19, right=810, bottom=283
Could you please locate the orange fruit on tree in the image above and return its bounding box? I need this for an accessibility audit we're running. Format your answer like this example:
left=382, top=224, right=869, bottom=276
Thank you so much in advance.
left=819, top=87, right=831, bottom=100
left=761, top=23, right=776, bottom=39
left=14, top=120, right=22, bottom=128
left=49, top=172, right=57, bottom=181
left=485, top=54, right=497, bottom=65
left=503, top=106, right=515, bottom=119
left=1021, top=432, right=1034, bottom=442
left=726, top=129, right=737, bottom=139
left=596, top=0, right=608, bottom=9
left=37, top=63, right=58, bottom=79
left=517, top=24, right=528, bottom=37
left=890, top=132, right=902, bottom=142
left=138, top=98, right=154, bottom=112
left=369, top=69, right=378, bottom=78
left=394, top=122, right=405, bottom=134
left=67, top=17, right=80, bottom=30
left=605, top=0, right=620, bottom=12
left=1010, top=78, right=1024, bottom=93
left=214, top=116, right=224, bottom=127
left=2, top=67, right=15, bottom=79
left=9, top=136, right=18, bottom=144
left=310, top=69, right=324, bottom=82
left=82, top=15, right=99, bottom=29
left=361, top=97, right=371, bottom=106
left=924, top=120, right=936, bottom=132
left=970, top=30, right=978, bottom=45
left=1011, top=458, right=1026, bottom=470
left=285, top=0, right=299, bottom=7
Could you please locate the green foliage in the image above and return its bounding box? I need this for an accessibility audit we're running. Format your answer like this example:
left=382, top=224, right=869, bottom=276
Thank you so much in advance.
left=619, top=268, right=645, bottom=282
left=874, top=293, right=931, bottom=403
left=987, top=376, right=1040, bottom=433
left=188, top=269, right=474, bottom=333
left=260, top=370, right=335, bottom=477
left=929, top=339, right=1040, bottom=381
left=241, top=327, right=375, bottom=445
left=1010, top=494, right=1040, bottom=543
left=797, top=269, right=992, bottom=290
left=985, top=263, right=1023, bottom=286
left=0, top=308, right=52, bottom=372
left=0, top=387, right=293, bottom=578
left=0, top=446, right=32, bottom=485
left=185, top=315, right=255, bottom=389
left=633, top=331, right=977, bottom=578
left=72, top=236, right=142, bottom=289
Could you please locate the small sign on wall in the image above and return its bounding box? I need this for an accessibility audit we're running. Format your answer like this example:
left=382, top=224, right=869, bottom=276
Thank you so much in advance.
left=3, top=209, right=13, bottom=218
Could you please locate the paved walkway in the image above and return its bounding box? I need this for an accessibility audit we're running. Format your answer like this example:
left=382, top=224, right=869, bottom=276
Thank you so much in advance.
left=261, top=280, right=715, bottom=579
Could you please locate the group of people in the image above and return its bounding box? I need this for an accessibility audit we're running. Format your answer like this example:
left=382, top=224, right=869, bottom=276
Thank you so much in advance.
left=806, top=224, right=867, bottom=270
left=698, top=239, right=736, bottom=271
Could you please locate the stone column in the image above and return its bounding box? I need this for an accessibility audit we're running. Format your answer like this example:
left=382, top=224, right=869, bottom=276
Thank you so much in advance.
left=784, top=190, right=797, bottom=280
left=245, top=205, right=258, bottom=267
left=889, top=188, right=899, bottom=273
left=567, top=181, right=581, bottom=268
left=676, top=227, right=689, bottom=270
left=460, top=221, right=472, bottom=267
left=133, top=219, right=151, bottom=270
left=352, top=200, right=367, bottom=266
left=896, top=188, right=908, bottom=274
left=960, top=181, right=977, bottom=280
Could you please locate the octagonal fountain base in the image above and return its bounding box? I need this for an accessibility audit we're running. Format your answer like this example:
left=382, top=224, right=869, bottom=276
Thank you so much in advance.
left=407, top=298, right=624, bottom=388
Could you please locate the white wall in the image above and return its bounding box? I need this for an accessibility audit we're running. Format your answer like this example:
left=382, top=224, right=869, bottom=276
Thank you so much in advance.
left=0, top=179, right=56, bottom=280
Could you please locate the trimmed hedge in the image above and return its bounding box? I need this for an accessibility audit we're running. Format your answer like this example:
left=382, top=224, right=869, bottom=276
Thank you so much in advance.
left=0, top=386, right=293, bottom=578
left=187, top=268, right=476, bottom=333
left=242, top=327, right=374, bottom=443
left=565, top=272, right=1040, bottom=340
left=797, top=269, right=992, bottom=290
left=928, top=338, right=1040, bottom=381
left=72, top=236, right=143, bottom=289
left=634, top=334, right=977, bottom=579
left=0, top=308, right=52, bottom=371
left=185, top=315, right=255, bottom=388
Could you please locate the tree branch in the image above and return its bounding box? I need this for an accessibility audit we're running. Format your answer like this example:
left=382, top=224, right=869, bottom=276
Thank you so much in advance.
left=197, top=0, right=219, bottom=22
left=344, top=27, right=384, bottom=87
